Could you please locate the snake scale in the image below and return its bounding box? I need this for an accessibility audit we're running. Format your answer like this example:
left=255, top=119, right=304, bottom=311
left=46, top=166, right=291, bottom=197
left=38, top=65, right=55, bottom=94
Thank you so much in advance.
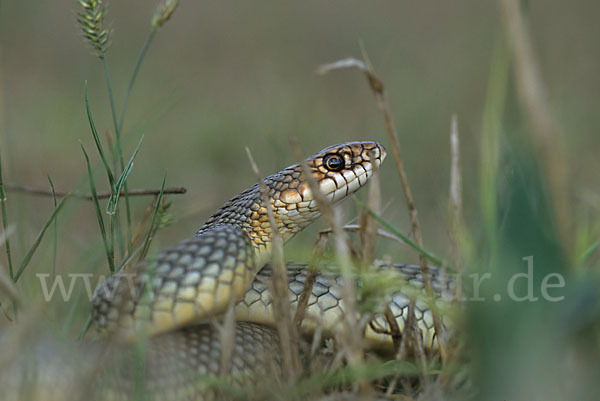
left=1, top=141, right=454, bottom=401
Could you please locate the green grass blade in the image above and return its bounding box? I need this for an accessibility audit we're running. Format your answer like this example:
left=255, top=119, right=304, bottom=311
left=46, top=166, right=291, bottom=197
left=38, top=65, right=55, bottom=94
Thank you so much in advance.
left=118, top=29, right=156, bottom=134
left=78, top=314, right=93, bottom=341
left=479, top=37, right=510, bottom=267
left=0, top=150, right=14, bottom=279
left=102, top=58, right=133, bottom=254
left=47, top=175, right=58, bottom=281
left=13, top=196, right=70, bottom=283
left=578, top=239, right=600, bottom=266
left=84, top=81, right=116, bottom=189
left=354, top=197, right=447, bottom=269
left=102, top=58, right=120, bottom=157
left=122, top=183, right=133, bottom=254
left=116, top=245, right=142, bottom=272
left=107, top=135, right=144, bottom=215
left=81, top=144, right=114, bottom=273
left=116, top=29, right=160, bottom=254
left=141, top=175, right=167, bottom=259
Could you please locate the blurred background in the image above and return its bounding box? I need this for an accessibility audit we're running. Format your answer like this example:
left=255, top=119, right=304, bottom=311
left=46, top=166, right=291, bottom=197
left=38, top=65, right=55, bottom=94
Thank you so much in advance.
left=1, top=1, right=599, bottom=399
left=1, top=0, right=599, bottom=265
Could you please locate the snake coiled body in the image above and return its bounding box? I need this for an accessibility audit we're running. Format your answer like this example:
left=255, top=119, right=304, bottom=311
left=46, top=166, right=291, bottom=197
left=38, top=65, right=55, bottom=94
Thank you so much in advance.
left=1, top=141, right=454, bottom=400
left=92, top=141, right=386, bottom=340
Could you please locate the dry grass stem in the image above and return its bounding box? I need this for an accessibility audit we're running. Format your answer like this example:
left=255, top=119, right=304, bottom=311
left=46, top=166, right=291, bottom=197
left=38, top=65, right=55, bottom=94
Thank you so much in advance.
left=290, top=138, right=372, bottom=398
left=405, top=301, right=430, bottom=386
left=332, top=210, right=373, bottom=399
left=498, top=0, right=571, bottom=251
left=383, top=306, right=402, bottom=351
left=448, top=115, right=465, bottom=275
left=4, top=183, right=186, bottom=200
left=0, top=264, right=20, bottom=306
left=449, top=114, right=462, bottom=225
left=359, top=149, right=381, bottom=267
left=317, top=55, right=448, bottom=361
left=218, top=295, right=237, bottom=376
left=294, top=234, right=328, bottom=328
left=245, top=147, right=301, bottom=380
left=318, top=224, right=410, bottom=248
left=130, top=195, right=160, bottom=251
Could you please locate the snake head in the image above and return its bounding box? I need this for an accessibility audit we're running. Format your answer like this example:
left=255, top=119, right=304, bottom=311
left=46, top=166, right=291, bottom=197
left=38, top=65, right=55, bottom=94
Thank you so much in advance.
left=277, top=141, right=387, bottom=205
left=200, top=141, right=386, bottom=249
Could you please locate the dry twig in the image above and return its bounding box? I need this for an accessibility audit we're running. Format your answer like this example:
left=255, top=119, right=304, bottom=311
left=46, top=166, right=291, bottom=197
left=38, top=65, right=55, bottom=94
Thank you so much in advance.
left=246, top=147, right=301, bottom=380
left=317, top=54, right=448, bottom=362
left=359, top=149, right=381, bottom=266
left=4, top=183, right=186, bottom=200
left=218, top=295, right=237, bottom=376
left=293, top=234, right=327, bottom=328
left=318, top=224, right=409, bottom=247
left=290, top=138, right=373, bottom=399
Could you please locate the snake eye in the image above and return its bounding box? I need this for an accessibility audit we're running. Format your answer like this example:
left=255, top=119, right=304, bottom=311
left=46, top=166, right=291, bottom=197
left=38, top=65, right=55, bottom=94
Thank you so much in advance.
left=323, top=153, right=345, bottom=172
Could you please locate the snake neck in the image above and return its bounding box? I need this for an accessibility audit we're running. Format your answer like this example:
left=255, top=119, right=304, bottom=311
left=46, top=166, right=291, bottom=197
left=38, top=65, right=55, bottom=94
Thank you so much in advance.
left=195, top=141, right=387, bottom=271
left=195, top=165, right=321, bottom=270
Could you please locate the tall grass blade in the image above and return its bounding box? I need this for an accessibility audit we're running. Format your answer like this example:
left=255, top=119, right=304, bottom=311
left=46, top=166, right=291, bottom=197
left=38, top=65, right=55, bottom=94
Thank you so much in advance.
left=479, top=37, right=510, bottom=267
left=13, top=196, right=69, bottom=283
left=0, top=151, right=14, bottom=279
left=84, top=81, right=116, bottom=189
left=78, top=314, right=93, bottom=341
left=106, top=136, right=144, bottom=215
left=140, top=176, right=166, bottom=259
left=118, top=31, right=155, bottom=134
left=354, top=198, right=447, bottom=268
left=48, top=176, right=58, bottom=281
left=81, top=144, right=114, bottom=272
left=578, top=239, right=600, bottom=266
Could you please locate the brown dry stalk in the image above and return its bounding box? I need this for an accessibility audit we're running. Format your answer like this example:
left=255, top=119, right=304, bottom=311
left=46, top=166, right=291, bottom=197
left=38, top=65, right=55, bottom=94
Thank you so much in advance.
left=383, top=306, right=402, bottom=351
left=319, top=224, right=410, bottom=247
left=293, top=233, right=327, bottom=328
left=218, top=295, right=237, bottom=376
left=498, top=0, right=571, bottom=251
left=317, top=56, right=448, bottom=362
left=4, top=183, right=187, bottom=200
left=245, top=147, right=301, bottom=380
left=130, top=195, right=160, bottom=253
left=449, top=114, right=462, bottom=227
left=290, top=138, right=372, bottom=398
left=359, top=149, right=381, bottom=267
left=448, top=114, right=466, bottom=293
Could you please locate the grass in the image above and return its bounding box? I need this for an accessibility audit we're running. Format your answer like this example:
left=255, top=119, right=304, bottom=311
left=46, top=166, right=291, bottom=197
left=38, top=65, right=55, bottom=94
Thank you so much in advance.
left=0, top=0, right=599, bottom=400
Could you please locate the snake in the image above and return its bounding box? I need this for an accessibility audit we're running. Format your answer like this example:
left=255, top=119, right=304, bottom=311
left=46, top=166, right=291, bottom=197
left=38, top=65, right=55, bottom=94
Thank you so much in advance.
left=0, top=141, right=454, bottom=401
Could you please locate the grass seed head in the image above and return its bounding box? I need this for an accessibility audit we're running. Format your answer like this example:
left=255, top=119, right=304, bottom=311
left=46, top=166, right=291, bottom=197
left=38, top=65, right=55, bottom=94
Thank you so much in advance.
left=152, top=0, right=180, bottom=29
left=77, top=0, right=111, bottom=59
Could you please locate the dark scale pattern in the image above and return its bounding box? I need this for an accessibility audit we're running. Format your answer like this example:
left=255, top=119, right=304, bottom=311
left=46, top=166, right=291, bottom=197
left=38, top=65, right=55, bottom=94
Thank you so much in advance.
left=195, top=141, right=386, bottom=250
left=92, top=225, right=256, bottom=338
left=236, top=262, right=455, bottom=352
left=4, top=142, right=392, bottom=400
left=81, top=141, right=388, bottom=397
left=88, top=323, right=281, bottom=401
left=93, top=142, right=385, bottom=339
